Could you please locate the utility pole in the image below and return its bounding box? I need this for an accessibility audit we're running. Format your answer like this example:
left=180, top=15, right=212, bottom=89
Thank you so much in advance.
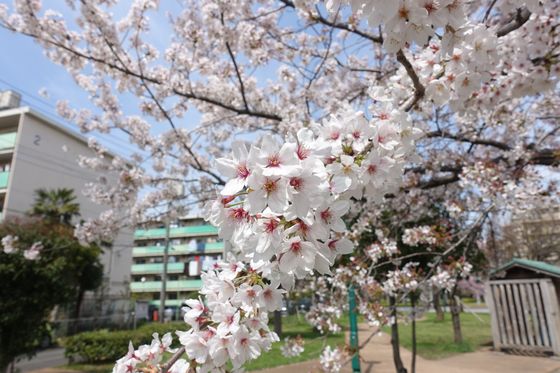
left=159, top=211, right=171, bottom=323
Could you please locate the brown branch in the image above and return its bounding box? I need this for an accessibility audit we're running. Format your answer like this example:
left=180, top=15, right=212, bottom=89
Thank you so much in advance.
left=425, top=130, right=512, bottom=151
left=0, top=24, right=282, bottom=123
left=161, top=347, right=186, bottom=373
left=278, top=0, right=383, bottom=43
left=396, top=50, right=425, bottom=112
left=221, top=13, right=250, bottom=110
left=496, top=7, right=531, bottom=37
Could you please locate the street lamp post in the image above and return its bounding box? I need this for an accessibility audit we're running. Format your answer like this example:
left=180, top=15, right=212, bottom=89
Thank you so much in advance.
left=158, top=213, right=171, bottom=323
left=158, top=183, right=184, bottom=323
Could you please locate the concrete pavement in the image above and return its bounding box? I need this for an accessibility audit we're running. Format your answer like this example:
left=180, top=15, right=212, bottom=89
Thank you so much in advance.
left=15, top=348, right=67, bottom=373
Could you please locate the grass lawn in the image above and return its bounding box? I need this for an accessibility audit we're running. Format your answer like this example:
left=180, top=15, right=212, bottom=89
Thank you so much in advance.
left=62, top=314, right=347, bottom=372
left=383, top=312, right=492, bottom=360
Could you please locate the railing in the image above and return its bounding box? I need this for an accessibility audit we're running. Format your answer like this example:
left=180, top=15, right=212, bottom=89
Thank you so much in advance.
left=148, top=299, right=186, bottom=307
left=0, top=171, right=9, bottom=189
left=130, top=279, right=202, bottom=293
left=0, top=132, right=16, bottom=151
left=131, top=262, right=185, bottom=274
left=134, top=225, right=219, bottom=239
left=132, top=242, right=224, bottom=257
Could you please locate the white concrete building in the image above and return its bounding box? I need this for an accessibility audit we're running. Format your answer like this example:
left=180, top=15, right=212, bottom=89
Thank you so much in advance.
left=0, top=91, right=133, bottom=302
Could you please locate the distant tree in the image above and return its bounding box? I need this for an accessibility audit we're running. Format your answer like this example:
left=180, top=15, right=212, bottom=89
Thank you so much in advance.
left=29, top=188, right=102, bottom=325
left=29, top=188, right=80, bottom=225
left=0, top=218, right=103, bottom=373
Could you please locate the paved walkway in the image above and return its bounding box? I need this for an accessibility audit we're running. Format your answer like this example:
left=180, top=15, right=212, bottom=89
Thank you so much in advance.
left=258, top=325, right=560, bottom=373
left=15, top=348, right=67, bottom=373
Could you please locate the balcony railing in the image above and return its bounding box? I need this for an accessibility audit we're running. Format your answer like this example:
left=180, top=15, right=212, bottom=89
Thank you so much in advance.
left=130, top=279, right=202, bottom=293
left=0, top=132, right=16, bottom=151
left=132, top=241, right=224, bottom=257
left=0, top=171, right=9, bottom=189
left=148, top=299, right=186, bottom=307
left=131, top=262, right=185, bottom=274
left=134, top=225, right=219, bottom=239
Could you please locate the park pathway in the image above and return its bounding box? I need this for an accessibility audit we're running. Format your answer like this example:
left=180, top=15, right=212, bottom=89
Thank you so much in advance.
left=15, top=348, right=67, bottom=373
left=258, top=324, right=560, bottom=373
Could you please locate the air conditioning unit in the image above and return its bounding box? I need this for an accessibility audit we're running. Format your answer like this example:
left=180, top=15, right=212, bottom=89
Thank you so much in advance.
left=0, top=91, right=21, bottom=110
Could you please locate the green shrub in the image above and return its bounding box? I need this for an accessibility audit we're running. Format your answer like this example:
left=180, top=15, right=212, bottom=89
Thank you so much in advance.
left=63, top=322, right=185, bottom=363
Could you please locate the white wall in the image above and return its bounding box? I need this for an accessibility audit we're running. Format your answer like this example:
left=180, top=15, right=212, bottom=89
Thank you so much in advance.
left=4, top=111, right=133, bottom=297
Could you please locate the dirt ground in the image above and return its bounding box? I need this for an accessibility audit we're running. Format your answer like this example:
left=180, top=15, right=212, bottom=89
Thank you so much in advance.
left=258, top=324, right=560, bottom=373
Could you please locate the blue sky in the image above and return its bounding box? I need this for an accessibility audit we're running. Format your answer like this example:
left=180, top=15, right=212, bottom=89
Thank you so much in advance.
left=0, top=1, right=188, bottom=160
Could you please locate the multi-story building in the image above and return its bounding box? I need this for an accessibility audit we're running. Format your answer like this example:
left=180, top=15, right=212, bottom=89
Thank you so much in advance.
left=130, top=216, right=224, bottom=311
left=501, top=206, right=560, bottom=265
left=0, top=90, right=133, bottom=301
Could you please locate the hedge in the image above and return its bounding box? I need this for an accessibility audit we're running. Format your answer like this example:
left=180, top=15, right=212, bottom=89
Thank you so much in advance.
left=62, top=322, right=185, bottom=363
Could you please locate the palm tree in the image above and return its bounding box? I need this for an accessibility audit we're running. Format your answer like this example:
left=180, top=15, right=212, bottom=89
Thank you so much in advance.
left=30, top=188, right=80, bottom=225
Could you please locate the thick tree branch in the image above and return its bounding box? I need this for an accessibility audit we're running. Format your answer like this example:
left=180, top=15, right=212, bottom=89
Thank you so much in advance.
left=496, top=7, right=531, bottom=37
left=396, top=50, right=425, bottom=112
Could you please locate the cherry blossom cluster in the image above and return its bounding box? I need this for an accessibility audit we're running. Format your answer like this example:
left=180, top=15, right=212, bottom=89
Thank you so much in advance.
left=326, top=0, right=469, bottom=53
left=428, top=258, right=473, bottom=292
left=113, top=333, right=176, bottom=373
left=319, top=345, right=345, bottom=373
left=205, top=104, right=417, bottom=288
left=280, top=336, right=304, bottom=358
left=382, top=262, right=420, bottom=296
left=1, top=235, right=43, bottom=260
left=365, top=238, right=398, bottom=264
left=401, top=225, right=438, bottom=247
left=114, top=260, right=284, bottom=372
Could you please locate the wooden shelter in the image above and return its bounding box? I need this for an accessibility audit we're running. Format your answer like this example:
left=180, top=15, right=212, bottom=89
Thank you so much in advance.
left=486, top=258, right=560, bottom=356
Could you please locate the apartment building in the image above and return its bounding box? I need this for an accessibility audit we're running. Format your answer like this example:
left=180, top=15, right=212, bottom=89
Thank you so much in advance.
left=0, top=90, right=133, bottom=300
left=131, top=216, right=224, bottom=311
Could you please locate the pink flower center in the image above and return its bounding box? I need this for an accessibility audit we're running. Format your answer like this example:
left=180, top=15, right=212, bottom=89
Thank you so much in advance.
left=368, top=164, right=377, bottom=174
left=352, top=130, right=361, bottom=139
left=289, top=177, right=303, bottom=191
left=264, top=219, right=279, bottom=233
left=330, top=131, right=340, bottom=140
left=267, top=154, right=281, bottom=168
left=247, top=289, right=257, bottom=298
left=290, top=241, right=302, bottom=253
left=237, top=164, right=250, bottom=179
left=296, top=144, right=310, bottom=160
left=229, top=207, right=248, bottom=221
left=263, top=179, right=277, bottom=193
left=320, top=208, right=332, bottom=224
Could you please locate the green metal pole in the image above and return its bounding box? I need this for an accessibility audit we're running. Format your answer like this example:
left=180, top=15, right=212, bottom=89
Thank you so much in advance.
left=348, top=284, right=361, bottom=373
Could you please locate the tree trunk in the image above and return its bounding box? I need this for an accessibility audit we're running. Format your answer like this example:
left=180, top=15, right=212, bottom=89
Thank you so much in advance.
left=73, top=286, right=85, bottom=335
left=449, top=294, right=463, bottom=344
left=389, top=296, right=408, bottom=373
left=433, top=287, right=444, bottom=321
left=410, top=295, right=417, bottom=373
left=273, top=310, right=282, bottom=337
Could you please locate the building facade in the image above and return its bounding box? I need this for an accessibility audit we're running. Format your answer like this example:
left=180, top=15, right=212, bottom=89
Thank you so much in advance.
left=0, top=91, right=133, bottom=301
left=131, top=217, right=224, bottom=311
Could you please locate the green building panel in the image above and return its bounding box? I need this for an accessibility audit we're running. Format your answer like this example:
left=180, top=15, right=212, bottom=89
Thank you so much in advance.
left=134, top=224, right=219, bottom=239
left=0, top=171, right=8, bottom=189
left=130, top=279, right=202, bottom=293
